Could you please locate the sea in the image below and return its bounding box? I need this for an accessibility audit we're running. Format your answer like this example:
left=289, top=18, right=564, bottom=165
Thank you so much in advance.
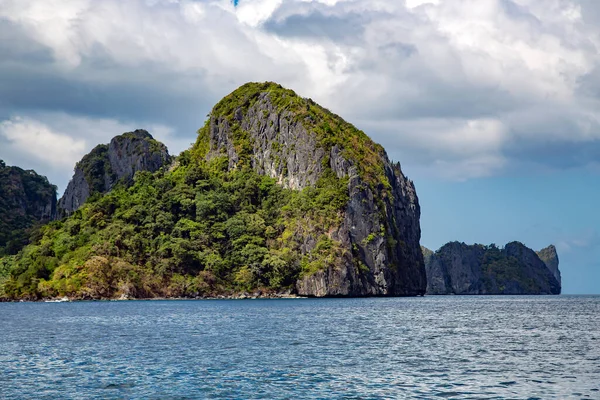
left=0, top=295, right=599, bottom=399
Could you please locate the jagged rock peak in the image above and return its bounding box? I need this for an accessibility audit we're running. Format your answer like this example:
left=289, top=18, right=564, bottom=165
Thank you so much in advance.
left=193, top=81, right=426, bottom=296
left=537, top=244, right=561, bottom=285
left=423, top=241, right=561, bottom=295
left=58, top=129, right=170, bottom=216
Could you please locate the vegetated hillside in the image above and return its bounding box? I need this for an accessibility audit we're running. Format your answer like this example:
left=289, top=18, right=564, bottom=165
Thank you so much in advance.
left=0, top=160, right=57, bottom=256
left=58, top=129, right=170, bottom=216
left=423, top=241, right=561, bottom=295
left=1, top=82, right=426, bottom=300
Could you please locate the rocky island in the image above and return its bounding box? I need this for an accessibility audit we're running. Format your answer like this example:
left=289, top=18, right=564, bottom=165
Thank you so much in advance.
left=0, top=82, right=426, bottom=300
left=423, top=242, right=561, bottom=295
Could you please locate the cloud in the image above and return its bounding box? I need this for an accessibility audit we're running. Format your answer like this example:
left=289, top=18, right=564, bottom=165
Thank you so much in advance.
left=0, top=116, right=86, bottom=168
left=556, top=228, right=600, bottom=254
left=358, top=117, right=508, bottom=179
left=0, top=0, right=599, bottom=183
left=0, top=113, right=180, bottom=193
left=264, top=9, right=365, bottom=43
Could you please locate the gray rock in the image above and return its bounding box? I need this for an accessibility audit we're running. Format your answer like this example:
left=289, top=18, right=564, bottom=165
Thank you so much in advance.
left=537, top=245, right=561, bottom=286
left=207, top=94, right=327, bottom=190
left=58, top=130, right=170, bottom=216
left=424, top=241, right=561, bottom=295
left=57, top=165, right=90, bottom=215
left=205, top=86, right=425, bottom=297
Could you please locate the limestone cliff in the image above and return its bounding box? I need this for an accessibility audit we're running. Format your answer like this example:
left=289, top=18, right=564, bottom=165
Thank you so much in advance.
left=0, top=160, right=57, bottom=254
left=58, top=130, right=170, bottom=215
left=424, top=242, right=561, bottom=295
left=537, top=245, right=561, bottom=286
left=197, top=82, right=426, bottom=296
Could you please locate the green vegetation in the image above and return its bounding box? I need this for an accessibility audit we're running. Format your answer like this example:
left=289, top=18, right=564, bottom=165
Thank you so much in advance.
left=79, top=144, right=114, bottom=194
left=194, top=82, right=391, bottom=193
left=0, top=82, right=399, bottom=300
left=0, top=161, right=57, bottom=256
left=76, top=130, right=168, bottom=197
left=481, top=245, right=539, bottom=293
left=194, top=82, right=399, bottom=270
left=0, top=256, right=13, bottom=297
left=1, top=152, right=349, bottom=299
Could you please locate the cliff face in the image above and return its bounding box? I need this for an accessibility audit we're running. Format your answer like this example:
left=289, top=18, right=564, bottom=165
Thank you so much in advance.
left=200, top=83, right=425, bottom=296
left=58, top=130, right=170, bottom=215
left=537, top=245, right=561, bottom=286
left=0, top=160, right=57, bottom=254
left=1, top=82, right=426, bottom=300
left=424, top=242, right=561, bottom=295
left=425, top=242, right=486, bottom=295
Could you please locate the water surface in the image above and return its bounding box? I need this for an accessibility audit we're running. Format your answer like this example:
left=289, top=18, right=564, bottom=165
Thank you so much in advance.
left=1, top=296, right=599, bottom=399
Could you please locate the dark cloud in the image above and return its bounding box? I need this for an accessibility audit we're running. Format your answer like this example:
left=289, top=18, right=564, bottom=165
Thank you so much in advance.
left=264, top=11, right=365, bottom=43
left=0, top=26, right=218, bottom=138
left=0, top=19, right=54, bottom=64
left=577, top=66, right=600, bottom=99
left=508, top=140, right=600, bottom=169
left=504, top=109, right=600, bottom=169
left=499, top=0, right=542, bottom=26
left=579, top=0, right=600, bottom=25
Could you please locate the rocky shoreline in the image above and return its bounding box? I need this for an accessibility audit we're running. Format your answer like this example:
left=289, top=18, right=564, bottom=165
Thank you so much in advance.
left=0, top=290, right=306, bottom=302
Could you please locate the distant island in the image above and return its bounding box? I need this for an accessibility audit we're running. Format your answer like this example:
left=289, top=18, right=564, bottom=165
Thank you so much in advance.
left=0, top=82, right=561, bottom=301
left=422, top=242, right=561, bottom=295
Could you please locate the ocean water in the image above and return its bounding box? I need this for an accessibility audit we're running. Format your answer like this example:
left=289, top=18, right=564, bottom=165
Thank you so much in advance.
left=1, top=296, right=599, bottom=399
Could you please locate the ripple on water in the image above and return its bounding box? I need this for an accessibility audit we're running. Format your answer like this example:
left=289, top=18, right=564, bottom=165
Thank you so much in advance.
left=0, top=296, right=599, bottom=399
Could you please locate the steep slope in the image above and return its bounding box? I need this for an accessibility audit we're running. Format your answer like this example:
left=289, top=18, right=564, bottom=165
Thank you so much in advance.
left=0, top=160, right=57, bottom=255
left=424, top=242, right=561, bottom=295
left=537, top=245, right=561, bottom=286
left=58, top=130, right=170, bottom=215
left=195, top=82, right=425, bottom=296
left=1, top=82, right=425, bottom=300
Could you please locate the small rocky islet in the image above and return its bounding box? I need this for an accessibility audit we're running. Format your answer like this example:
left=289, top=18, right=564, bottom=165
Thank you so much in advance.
left=0, top=82, right=560, bottom=300
left=422, top=242, right=560, bottom=295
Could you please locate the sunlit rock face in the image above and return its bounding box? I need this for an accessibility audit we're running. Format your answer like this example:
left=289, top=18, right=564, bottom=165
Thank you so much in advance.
left=58, top=130, right=169, bottom=216
left=203, top=82, right=426, bottom=297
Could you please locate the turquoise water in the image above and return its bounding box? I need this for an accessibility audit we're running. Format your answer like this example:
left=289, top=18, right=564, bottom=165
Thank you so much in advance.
left=1, top=296, right=599, bottom=399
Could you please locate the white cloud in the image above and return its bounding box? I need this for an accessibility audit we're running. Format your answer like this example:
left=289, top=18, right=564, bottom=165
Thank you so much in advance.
left=1, top=0, right=600, bottom=182
left=405, top=0, right=439, bottom=9
left=0, top=113, right=180, bottom=193
left=359, top=117, right=508, bottom=179
left=236, top=0, right=283, bottom=27
left=0, top=116, right=86, bottom=168
left=0, top=0, right=91, bottom=67
left=147, top=123, right=195, bottom=157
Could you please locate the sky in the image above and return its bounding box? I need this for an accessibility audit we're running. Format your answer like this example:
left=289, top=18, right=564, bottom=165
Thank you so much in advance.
left=0, top=0, right=599, bottom=293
